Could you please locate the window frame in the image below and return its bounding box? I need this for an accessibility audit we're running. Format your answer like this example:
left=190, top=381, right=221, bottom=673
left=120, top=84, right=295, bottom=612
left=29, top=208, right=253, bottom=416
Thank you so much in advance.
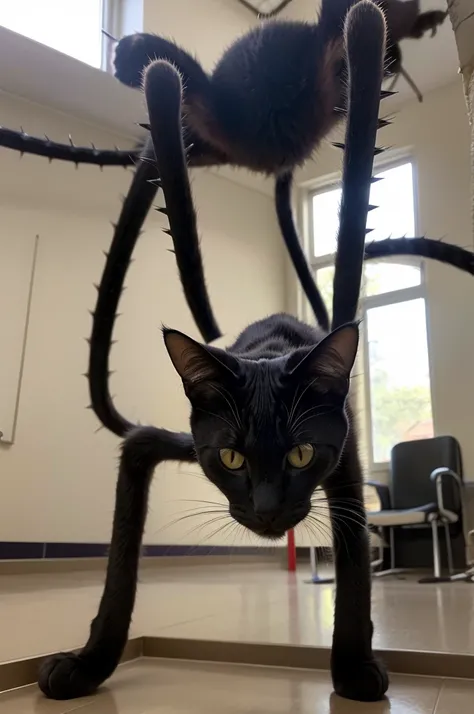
left=301, top=152, right=435, bottom=472
left=101, top=0, right=122, bottom=73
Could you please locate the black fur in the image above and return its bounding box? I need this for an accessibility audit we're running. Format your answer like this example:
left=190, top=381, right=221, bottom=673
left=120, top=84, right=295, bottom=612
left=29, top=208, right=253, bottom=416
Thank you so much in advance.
left=86, top=140, right=159, bottom=436
left=0, top=126, right=137, bottom=166
left=38, top=427, right=195, bottom=699
left=143, top=62, right=220, bottom=343
left=275, top=173, right=331, bottom=331
left=38, top=1, right=388, bottom=703
left=365, top=237, right=474, bottom=274
left=332, top=1, right=385, bottom=328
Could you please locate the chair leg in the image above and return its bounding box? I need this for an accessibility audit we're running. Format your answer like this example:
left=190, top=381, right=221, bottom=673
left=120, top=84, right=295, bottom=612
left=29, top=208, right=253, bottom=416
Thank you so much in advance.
left=419, top=520, right=445, bottom=583
left=307, top=546, right=334, bottom=585
left=444, top=523, right=454, bottom=575
left=390, top=526, right=396, bottom=570
left=370, top=528, right=384, bottom=571
left=373, top=527, right=407, bottom=579
left=432, top=520, right=441, bottom=579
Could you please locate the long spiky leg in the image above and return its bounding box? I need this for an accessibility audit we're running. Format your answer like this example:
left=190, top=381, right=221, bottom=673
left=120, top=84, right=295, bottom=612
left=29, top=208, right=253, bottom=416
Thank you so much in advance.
left=327, top=1, right=389, bottom=702
left=38, top=427, right=196, bottom=700
left=0, top=127, right=139, bottom=166
left=365, top=237, right=474, bottom=274
left=143, top=60, right=221, bottom=343
left=86, top=138, right=159, bottom=437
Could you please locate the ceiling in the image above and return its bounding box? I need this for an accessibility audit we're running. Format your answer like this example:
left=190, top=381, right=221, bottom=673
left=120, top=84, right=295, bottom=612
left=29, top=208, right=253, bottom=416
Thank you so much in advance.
left=280, top=0, right=459, bottom=104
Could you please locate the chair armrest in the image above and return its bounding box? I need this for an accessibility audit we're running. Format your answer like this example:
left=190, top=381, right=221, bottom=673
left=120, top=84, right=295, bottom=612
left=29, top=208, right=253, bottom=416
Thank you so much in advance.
left=366, top=480, right=391, bottom=510
left=430, top=467, right=462, bottom=520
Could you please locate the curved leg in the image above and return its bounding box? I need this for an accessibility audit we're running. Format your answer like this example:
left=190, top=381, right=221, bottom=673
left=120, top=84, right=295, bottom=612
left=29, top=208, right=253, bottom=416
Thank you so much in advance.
left=324, top=436, right=389, bottom=702
left=38, top=427, right=196, bottom=700
left=409, top=10, right=447, bottom=38
left=114, top=33, right=210, bottom=94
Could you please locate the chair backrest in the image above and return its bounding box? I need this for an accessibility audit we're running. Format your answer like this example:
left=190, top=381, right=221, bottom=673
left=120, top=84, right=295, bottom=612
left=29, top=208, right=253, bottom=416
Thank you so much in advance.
left=390, top=436, right=463, bottom=513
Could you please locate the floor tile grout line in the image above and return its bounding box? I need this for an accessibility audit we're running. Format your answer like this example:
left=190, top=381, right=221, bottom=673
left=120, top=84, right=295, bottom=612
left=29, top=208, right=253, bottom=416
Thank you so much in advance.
left=432, top=679, right=445, bottom=714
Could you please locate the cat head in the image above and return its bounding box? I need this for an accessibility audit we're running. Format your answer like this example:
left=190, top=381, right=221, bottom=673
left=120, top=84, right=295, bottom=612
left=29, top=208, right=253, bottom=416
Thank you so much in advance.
left=164, top=324, right=358, bottom=540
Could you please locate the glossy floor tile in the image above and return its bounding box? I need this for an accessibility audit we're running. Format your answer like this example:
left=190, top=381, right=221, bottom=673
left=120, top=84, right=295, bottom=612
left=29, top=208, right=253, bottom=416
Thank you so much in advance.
left=1, top=562, right=474, bottom=664
left=0, top=658, right=461, bottom=714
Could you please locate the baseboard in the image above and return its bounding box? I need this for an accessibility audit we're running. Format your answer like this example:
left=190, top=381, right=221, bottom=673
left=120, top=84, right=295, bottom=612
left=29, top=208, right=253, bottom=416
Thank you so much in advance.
left=0, top=541, right=277, bottom=560
left=0, top=541, right=284, bottom=574
left=2, top=635, right=474, bottom=694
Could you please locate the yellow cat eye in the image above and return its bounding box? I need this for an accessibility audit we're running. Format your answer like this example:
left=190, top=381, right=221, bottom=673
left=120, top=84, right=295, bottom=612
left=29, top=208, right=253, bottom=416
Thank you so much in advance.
left=287, top=444, right=314, bottom=469
left=219, top=448, right=245, bottom=470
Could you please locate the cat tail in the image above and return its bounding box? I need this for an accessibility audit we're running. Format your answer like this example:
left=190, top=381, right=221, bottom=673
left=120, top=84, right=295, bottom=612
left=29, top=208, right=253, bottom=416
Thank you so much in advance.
left=332, top=0, right=386, bottom=329
left=365, top=237, right=474, bottom=275
left=275, top=173, right=330, bottom=331
left=87, top=139, right=159, bottom=437
left=0, top=126, right=139, bottom=166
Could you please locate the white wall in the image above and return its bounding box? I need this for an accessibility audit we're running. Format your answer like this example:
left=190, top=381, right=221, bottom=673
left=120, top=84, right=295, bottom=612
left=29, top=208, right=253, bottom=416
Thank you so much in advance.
left=0, top=92, right=285, bottom=545
left=143, top=0, right=254, bottom=70
left=294, top=80, right=474, bottom=480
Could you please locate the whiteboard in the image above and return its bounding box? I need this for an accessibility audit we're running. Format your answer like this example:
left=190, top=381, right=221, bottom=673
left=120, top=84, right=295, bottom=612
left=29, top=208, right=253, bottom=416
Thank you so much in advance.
left=0, top=232, right=38, bottom=443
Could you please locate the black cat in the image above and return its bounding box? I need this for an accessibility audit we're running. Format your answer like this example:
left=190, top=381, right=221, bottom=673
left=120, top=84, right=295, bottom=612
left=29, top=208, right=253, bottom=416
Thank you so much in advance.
left=38, top=1, right=388, bottom=704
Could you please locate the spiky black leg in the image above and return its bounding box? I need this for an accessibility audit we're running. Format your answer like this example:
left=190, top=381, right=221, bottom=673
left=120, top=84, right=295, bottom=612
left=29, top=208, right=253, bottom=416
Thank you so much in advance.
left=38, top=427, right=196, bottom=700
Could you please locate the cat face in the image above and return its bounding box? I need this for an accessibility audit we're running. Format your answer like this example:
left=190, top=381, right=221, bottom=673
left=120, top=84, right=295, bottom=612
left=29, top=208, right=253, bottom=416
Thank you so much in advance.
left=164, top=325, right=358, bottom=539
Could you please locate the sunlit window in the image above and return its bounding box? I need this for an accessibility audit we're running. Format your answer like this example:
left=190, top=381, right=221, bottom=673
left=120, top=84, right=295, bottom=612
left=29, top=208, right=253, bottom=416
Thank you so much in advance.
left=308, top=161, right=433, bottom=465
left=0, top=0, right=119, bottom=69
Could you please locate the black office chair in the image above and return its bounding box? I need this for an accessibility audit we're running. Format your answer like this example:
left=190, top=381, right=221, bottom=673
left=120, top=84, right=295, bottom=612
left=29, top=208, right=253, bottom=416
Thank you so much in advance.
left=367, top=436, right=465, bottom=583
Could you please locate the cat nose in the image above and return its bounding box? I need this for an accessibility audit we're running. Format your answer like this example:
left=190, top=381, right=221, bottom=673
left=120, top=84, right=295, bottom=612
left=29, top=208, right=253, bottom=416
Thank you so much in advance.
left=252, top=482, right=280, bottom=516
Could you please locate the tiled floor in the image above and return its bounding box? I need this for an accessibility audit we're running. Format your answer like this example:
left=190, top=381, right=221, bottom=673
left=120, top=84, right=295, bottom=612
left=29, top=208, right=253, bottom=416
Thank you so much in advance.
left=1, top=562, right=474, bottom=664
left=0, top=658, right=471, bottom=714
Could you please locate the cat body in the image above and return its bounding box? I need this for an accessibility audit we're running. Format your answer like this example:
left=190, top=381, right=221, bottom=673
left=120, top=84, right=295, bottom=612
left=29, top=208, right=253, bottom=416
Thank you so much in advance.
left=113, top=0, right=446, bottom=173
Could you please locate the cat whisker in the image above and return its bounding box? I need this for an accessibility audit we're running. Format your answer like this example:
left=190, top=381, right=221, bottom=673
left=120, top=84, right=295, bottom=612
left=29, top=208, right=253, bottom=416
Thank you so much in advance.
left=317, top=510, right=368, bottom=532
left=299, top=521, right=334, bottom=563
left=287, top=375, right=322, bottom=428
left=176, top=498, right=229, bottom=508
left=195, top=407, right=236, bottom=432
left=209, top=384, right=243, bottom=430
left=303, top=517, right=334, bottom=550
left=181, top=515, right=234, bottom=542
left=311, top=503, right=367, bottom=529
left=155, top=509, right=229, bottom=535
left=291, top=405, right=336, bottom=432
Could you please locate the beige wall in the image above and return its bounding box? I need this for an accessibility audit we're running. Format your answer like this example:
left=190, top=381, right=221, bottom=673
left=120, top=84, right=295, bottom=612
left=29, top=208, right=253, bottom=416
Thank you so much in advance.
left=294, top=80, right=474, bottom=480
left=2, top=1, right=472, bottom=552
left=143, top=0, right=254, bottom=70
left=0, top=90, right=285, bottom=544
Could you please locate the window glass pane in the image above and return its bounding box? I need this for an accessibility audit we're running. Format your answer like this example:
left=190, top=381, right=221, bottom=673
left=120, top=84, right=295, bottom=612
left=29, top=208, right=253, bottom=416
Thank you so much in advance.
left=367, top=298, right=433, bottom=463
left=315, top=265, right=334, bottom=319
left=366, top=163, right=415, bottom=240
left=0, top=0, right=103, bottom=67
left=312, top=162, right=416, bottom=260
left=312, top=187, right=341, bottom=257
left=363, top=262, right=420, bottom=297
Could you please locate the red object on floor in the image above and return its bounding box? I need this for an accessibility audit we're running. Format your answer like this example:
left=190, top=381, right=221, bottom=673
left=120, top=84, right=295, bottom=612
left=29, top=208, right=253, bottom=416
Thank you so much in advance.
left=287, top=529, right=296, bottom=571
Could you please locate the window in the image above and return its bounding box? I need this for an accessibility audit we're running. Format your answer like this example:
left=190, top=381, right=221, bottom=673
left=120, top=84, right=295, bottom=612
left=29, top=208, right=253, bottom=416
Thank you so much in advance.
left=0, top=0, right=120, bottom=69
left=308, top=161, right=434, bottom=466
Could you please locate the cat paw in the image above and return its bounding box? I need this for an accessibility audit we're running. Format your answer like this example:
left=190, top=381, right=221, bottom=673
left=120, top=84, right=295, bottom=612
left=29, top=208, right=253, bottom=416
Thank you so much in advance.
left=114, top=34, right=155, bottom=88
left=38, top=653, right=99, bottom=700
left=332, top=656, right=389, bottom=702
left=411, top=10, right=447, bottom=38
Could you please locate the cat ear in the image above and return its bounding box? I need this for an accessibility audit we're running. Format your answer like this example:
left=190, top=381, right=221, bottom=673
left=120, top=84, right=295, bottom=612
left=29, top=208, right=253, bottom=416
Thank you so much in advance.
left=163, top=329, right=238, bottom=387
left=288, top=323, right=359, bottom=392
